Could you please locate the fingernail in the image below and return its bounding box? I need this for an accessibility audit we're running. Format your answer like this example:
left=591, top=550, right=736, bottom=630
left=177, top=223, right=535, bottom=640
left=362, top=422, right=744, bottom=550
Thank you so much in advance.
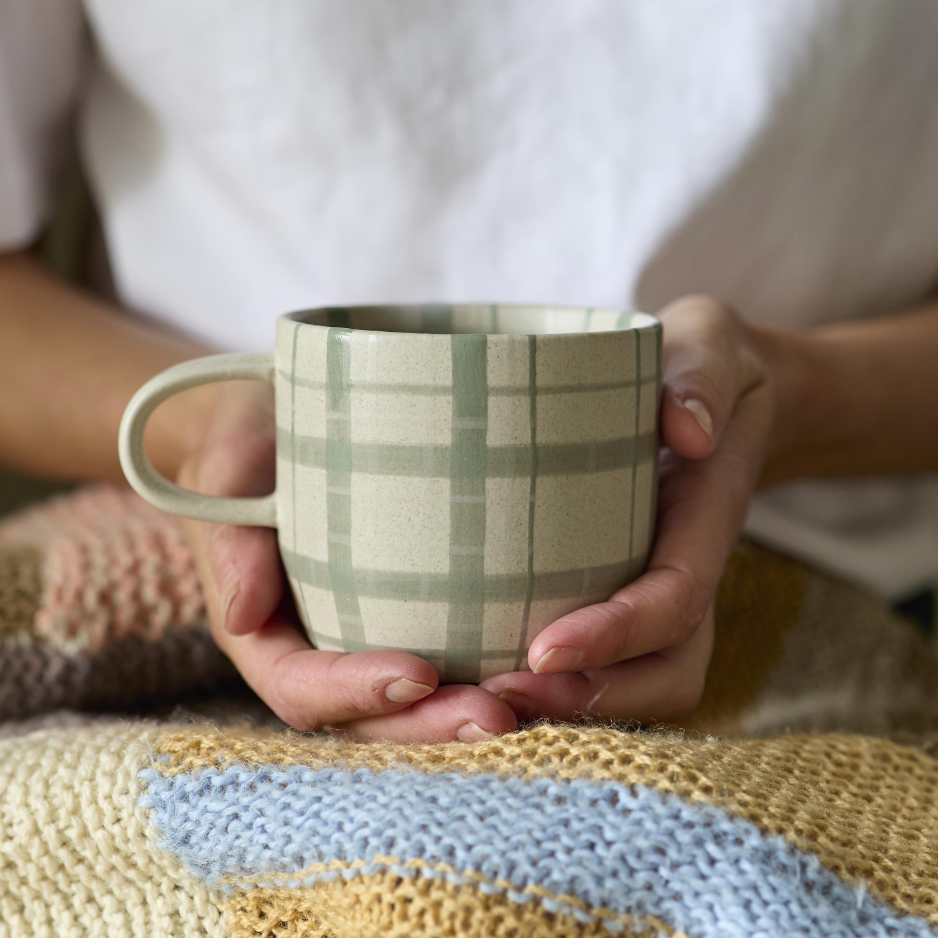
left=498, top=690, right=537, bottom=720
left=456, top=722, right=493, bottom=743
left=220, top=573, right=240, bottom=633
left=682, top=398, right=713, bottom=441
left=533, top=646, right=585, bottom=674
left=385, top=679, right=434, bottom=704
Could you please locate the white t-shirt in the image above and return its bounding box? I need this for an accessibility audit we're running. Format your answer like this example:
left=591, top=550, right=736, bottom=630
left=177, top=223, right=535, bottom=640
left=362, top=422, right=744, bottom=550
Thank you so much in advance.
left=3, top=0, right=938, bottom=598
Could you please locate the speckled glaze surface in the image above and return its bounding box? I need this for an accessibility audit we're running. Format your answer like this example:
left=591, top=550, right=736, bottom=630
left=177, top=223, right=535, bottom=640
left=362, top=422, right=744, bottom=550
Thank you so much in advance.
left=276, top=305, right=660, bottom=682
left=120, top=304, right=661, bottom=682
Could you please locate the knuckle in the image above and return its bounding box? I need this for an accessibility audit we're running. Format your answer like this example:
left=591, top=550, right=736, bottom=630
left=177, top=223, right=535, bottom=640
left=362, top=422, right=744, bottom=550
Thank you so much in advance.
left=673, top=370, right=723, bottom=414
left=599, top=598, right=641, bottom=659
left=697, top=295, right=741, bottom=333
left=615, top=603, right=645, bottom=654
left=668, top=570, right=709, bottom=645
left=667, top=294, right=739, bottom=331
left=269, top=653, right=329, bottom=730
left=323, top=653, right=390, bottom=719
left=677, top=606, right=709, bottom=648
left=218, top=527, right=280, bottom=580
left=676, top=601, right=708, bottom=645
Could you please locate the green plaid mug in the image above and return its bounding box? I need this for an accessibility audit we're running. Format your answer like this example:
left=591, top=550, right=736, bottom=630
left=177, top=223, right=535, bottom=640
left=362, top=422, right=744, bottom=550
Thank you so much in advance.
left=119, top=305, right=662, bottom=682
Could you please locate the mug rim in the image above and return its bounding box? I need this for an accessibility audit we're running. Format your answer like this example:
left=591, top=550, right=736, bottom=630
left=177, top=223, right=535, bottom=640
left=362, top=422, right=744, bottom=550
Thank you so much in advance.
left=280, top=303, right=660, bottom=338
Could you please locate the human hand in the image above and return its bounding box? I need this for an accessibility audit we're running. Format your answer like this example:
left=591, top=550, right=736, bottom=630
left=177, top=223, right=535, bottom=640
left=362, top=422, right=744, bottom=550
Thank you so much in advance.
left=480, top=295, right=802, bottom=724
left=177, top=380, right=517, bottom=742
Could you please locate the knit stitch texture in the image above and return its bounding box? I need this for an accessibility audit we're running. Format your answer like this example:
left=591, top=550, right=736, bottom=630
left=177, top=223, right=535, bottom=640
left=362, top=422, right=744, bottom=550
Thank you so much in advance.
left=2, top=486, right=938, bottom=938
left=139, top=761, right=935, bottom=937
left=0, top=487, right=236, bottom=719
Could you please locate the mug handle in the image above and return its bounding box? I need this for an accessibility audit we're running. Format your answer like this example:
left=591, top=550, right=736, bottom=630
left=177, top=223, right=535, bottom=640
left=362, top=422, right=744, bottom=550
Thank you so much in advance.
left=118, top=352, right=278, bottom=527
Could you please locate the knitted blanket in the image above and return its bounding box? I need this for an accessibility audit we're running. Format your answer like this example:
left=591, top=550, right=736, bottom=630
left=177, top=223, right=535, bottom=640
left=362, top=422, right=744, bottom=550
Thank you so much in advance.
left=2, top=487, right=938, bottom=938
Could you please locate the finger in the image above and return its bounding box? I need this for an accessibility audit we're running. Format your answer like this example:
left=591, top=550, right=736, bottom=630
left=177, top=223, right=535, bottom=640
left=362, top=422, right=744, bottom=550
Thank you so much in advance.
left=332, top=684, right=518, bottom=743
left=179, top=430, right=284, bottom=635
left=525, top=566, right=700, bottom=674
left=213, top=615, right=440, bottom=729
left=202, top=521, right=284, bottom=636
left=658, top=295, right=766, bottom=460
left=527, top=388, right=769, bottom=673
left=482, top=607, right=713, bottom=724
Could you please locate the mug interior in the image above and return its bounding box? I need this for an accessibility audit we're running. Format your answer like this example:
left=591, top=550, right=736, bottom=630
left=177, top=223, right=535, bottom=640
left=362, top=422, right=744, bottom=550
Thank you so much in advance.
left=285, top=304, right=657, bottom=336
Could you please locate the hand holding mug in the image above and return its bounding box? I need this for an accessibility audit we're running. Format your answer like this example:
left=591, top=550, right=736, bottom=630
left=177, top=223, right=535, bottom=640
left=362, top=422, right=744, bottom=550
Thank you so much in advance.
left=120, top=299, right=782, bottom=739
left=480, top=296, right=784, bottom=723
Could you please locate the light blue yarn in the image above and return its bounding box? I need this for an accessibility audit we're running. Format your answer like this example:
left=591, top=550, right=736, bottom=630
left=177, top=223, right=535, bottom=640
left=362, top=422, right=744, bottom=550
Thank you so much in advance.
left=139, top=764, right=936, bottom=938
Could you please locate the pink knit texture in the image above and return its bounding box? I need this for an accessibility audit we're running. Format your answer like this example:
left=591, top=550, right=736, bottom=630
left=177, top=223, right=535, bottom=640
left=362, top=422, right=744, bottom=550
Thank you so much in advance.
left=0, top=487, right=205, bottom=654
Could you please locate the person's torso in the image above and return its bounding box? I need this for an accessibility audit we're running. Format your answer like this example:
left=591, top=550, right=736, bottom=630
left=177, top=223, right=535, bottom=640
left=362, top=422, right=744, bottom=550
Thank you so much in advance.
left=80, top=0, right=938, bottom=350
left=79, top=0, right=938, bottom=601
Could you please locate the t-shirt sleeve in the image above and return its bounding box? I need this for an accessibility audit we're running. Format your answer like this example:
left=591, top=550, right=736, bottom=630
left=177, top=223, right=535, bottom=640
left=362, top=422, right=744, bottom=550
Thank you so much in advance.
left=0, top=0, right=86, bottom=250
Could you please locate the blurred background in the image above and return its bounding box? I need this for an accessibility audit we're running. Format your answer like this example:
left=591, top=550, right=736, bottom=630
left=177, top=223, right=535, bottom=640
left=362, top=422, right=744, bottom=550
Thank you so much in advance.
left=0, top=151, right=109, bottom=517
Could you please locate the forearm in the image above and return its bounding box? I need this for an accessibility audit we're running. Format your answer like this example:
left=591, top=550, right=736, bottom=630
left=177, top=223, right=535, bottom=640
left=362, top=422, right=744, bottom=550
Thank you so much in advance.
left=761, top=300, right=938, bottom=484
left=0, top=251, right=215, bottom=483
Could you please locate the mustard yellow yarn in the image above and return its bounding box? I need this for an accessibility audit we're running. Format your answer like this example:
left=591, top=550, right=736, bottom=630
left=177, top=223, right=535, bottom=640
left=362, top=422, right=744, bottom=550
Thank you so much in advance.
left=222, top=870, right=685, bottom=938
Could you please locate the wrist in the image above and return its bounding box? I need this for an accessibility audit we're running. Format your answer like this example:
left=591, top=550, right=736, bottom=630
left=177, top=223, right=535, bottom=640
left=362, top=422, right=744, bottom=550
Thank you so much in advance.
left=752, top=324, right=824, bottom=486
left=756, top=320, right=890, bottom=485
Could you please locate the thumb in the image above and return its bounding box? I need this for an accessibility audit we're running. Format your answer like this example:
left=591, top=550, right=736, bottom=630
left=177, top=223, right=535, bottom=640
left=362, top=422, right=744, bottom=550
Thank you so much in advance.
left=657, top=295, right=766, bottom=460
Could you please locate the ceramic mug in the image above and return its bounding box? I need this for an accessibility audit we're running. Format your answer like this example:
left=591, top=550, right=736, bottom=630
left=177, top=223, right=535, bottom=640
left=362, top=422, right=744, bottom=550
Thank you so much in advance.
left=119, top=305, right=662, bottom=682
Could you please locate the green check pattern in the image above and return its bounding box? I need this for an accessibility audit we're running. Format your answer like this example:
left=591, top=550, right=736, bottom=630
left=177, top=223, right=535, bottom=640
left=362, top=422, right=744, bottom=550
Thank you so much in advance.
left=275, top=305, right=661, bottom=682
